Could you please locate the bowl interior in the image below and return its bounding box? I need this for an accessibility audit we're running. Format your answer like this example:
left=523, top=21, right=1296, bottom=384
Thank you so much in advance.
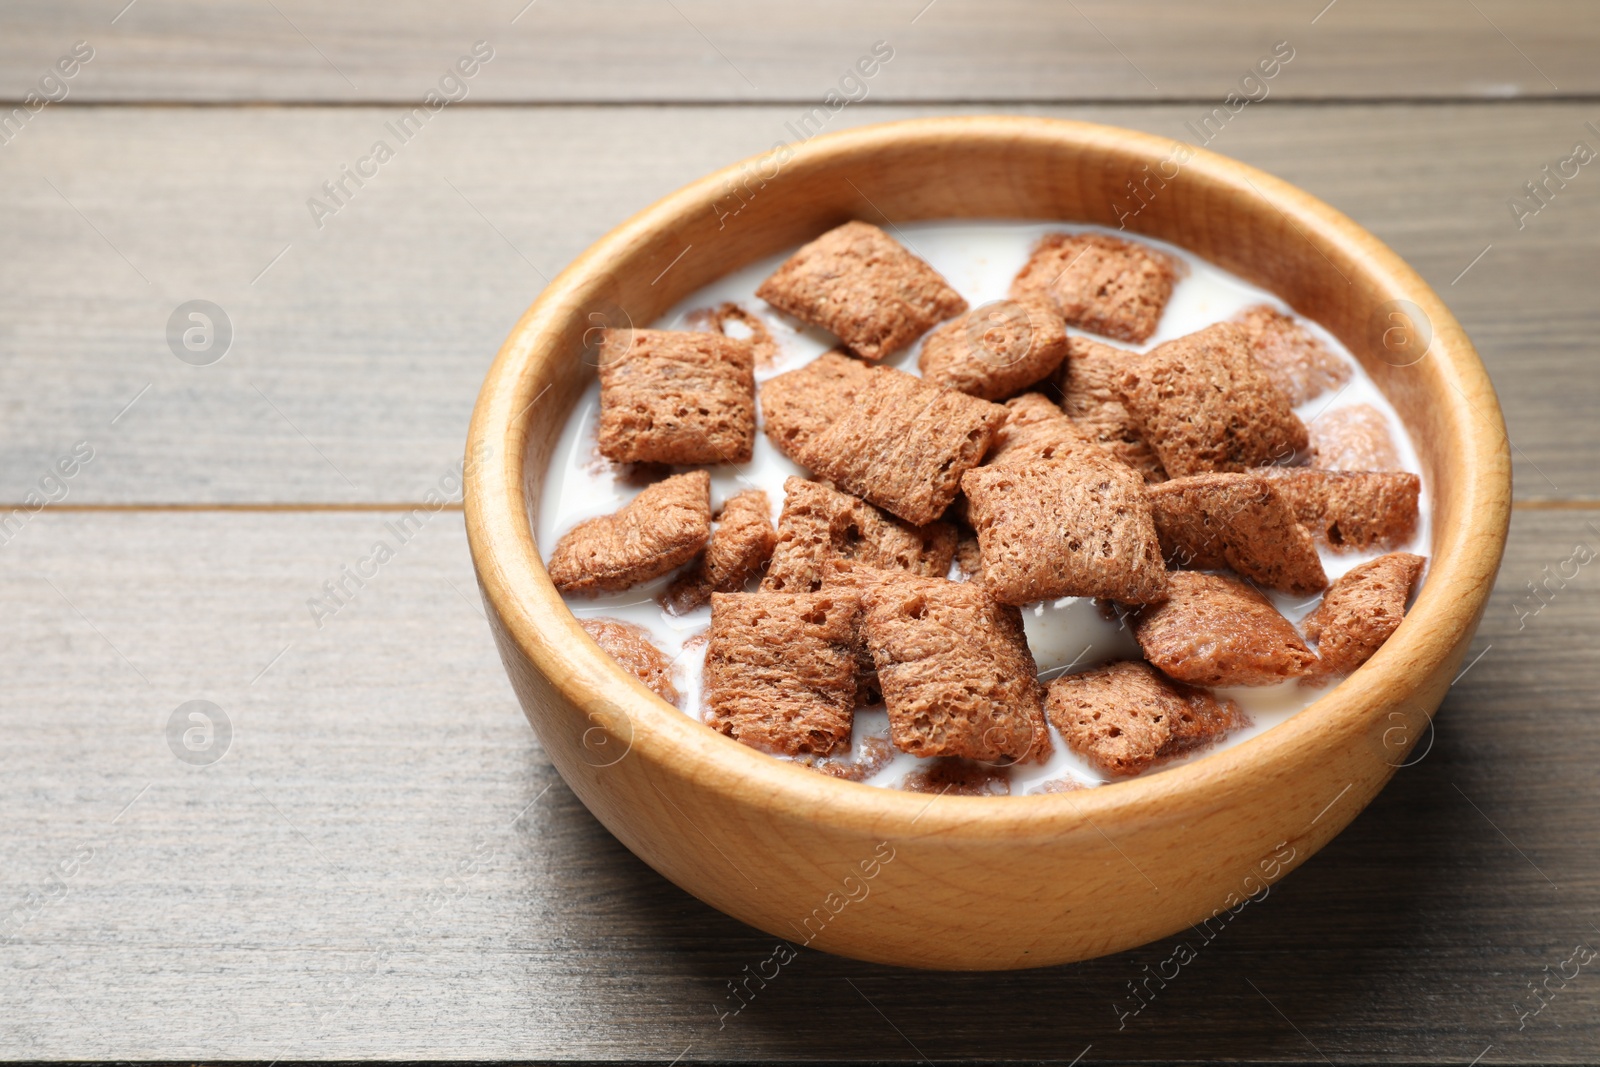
left=466, top=115, right=1510, bottom=840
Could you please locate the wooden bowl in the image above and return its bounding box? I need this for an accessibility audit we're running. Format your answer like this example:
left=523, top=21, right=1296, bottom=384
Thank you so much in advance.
left=464, top=116, right=1510, bottom=970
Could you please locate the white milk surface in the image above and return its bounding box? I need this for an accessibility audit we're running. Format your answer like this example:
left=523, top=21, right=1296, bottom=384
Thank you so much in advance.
left=536, top=220, right=1432, bottom=794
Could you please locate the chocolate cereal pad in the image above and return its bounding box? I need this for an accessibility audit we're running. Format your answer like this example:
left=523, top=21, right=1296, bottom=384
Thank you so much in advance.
left=1010, top=232, right=1178, bottom=343
left=1303, top=552, right=1427, bottom=680
left=860, top=572, right=1050, bottom=764
left=596, top=328, right=756, bottom=465
left=546, top=470, right=711, bottom=596
left=963, top=454, right=1168, bottom=605
left=1147, top=472, right=1327, bottom=596
left=918, top=296, right=1069, bottom=400
left=1134, top=571, right=1317, bottom=687
left=762, top=357, right=1006, bottom=525
left=704, top=589, right=863, bottom=757
left=1047, top=660, right=1247, bottom=777
left=1116, top=322, right=1308, bottom=477
left=755, top=220, right=968, bottom=360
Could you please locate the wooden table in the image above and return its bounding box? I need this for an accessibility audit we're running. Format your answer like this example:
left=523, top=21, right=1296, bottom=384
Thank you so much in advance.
left=3, top=2, right=1597, bottom=1061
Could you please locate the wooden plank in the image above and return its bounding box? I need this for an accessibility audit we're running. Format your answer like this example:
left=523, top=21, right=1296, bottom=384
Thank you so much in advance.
left=0, top=102, right=1592, bottom=507
left=2, top=0, right=1596, bottom=103
left=0, top=507, right=1596, bottom=1060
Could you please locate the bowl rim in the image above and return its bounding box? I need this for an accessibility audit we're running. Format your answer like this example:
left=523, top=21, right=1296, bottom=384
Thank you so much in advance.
left=465, top=114, right=1510, bottom=840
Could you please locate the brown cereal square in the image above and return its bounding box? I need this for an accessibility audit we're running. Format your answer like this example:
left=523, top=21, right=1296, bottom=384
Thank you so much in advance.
left=580, top=617, right=681, bottom=706
left=762, top=477, right=956, bottom=594
left=596, top=329, right=756, bottom=465
left=1046, top=660, right=1248, bottom=777
left=547, top=470, right=711, bottom=595
left=1147, top=472, right=1327, bottom=595
left=1233, top=304, right=1351, bottom=406
left=901, top=759, right=1011, bottom=796
left=861, top=572, right=1050, bottom=763
left=961, top=457, right=1168, bottom=605
left=1310, top=403, right=1403, bottom=472
left=662, top=489, right=777, bottom=614
left=984, top=392, right=1112, bottom=470
left=799, top=734, right=897, bottom=782
left=785, top=365, right=1007, bottom=525
left=1303, top=552, right=1426, bottom=679
left=1010, top=232, right=1178, bottom=343
left=1133, top=571, right=1316, bottom=686
left=754, top=221, right=968, bottom=360
left=1257, top=469, right=1421, bottom=551
left=704, top=589, right=862, bottom=756
left=759, top=349, right=875, bottom=457
left=1058, top=336, right=1168, bottom=482
left=1116, top=323, right=1308, bottom=477
left=918, top=297, right=1069, bottom=400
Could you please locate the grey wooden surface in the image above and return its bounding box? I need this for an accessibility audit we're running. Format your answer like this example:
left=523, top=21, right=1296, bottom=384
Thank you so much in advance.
left=3, top=0, right=1597, bottom=102
left=2, top=2, right=1599, bottom=1062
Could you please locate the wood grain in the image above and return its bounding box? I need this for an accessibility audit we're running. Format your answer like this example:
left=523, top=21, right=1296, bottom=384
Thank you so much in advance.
left=3, top=0, right=1596, bottom=103
left=0, top=103, right=1594, bottom=506
left=0, top=508, right=1593, bottom=1059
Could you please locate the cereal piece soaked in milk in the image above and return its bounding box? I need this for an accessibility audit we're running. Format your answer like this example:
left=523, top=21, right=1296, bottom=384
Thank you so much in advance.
left=1046, top=660, right=1248, bottom=777
left=1303, top=551, right=1427, bottom=680
left=860, top=572, right=1050, bottom=763
left=596, top=329, right=756, bottom=465
left=1134, top=571, right=1316, bottom=686
left=1310, top=403, right=1403, bottom=472
left=799, top=735, right=897, bottom=782
left=546, top=470, right=711, bottom=595
left=1147, top=472, right=1327, bottom=595
left=762, top=357, right=1007, bottom=525
left=755, top=221, right=968, bottom=361
left=762, top=477, right=956, bottom=594
left=1257, top=468, right=1420, bottom=552
left=580, top=617, right=680, bottom=706
left=962, top=455, right=1168, bottom=606
left=1057, top=336, right=1167, bottom=482
left=663, top=489, right=777, bottom=614
left=758, top=349, right=874, bottom=450
left=1117, top=323, right=1307, bottom=477
left=901, top=758, right=1012, bottom=796
left=983, top=392, right=1114, bottom=470
left=918, top=297, right=1068, bottom=400
left=1232, top=304, right=1351, bottom=406
left=1010, top=232, right=1178, bottom=343
left=704, top=589, right=862, bottom=757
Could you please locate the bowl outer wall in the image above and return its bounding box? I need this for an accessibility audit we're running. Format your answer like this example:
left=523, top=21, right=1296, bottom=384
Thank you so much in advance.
left=464, top=116, right=1511, bottom=970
